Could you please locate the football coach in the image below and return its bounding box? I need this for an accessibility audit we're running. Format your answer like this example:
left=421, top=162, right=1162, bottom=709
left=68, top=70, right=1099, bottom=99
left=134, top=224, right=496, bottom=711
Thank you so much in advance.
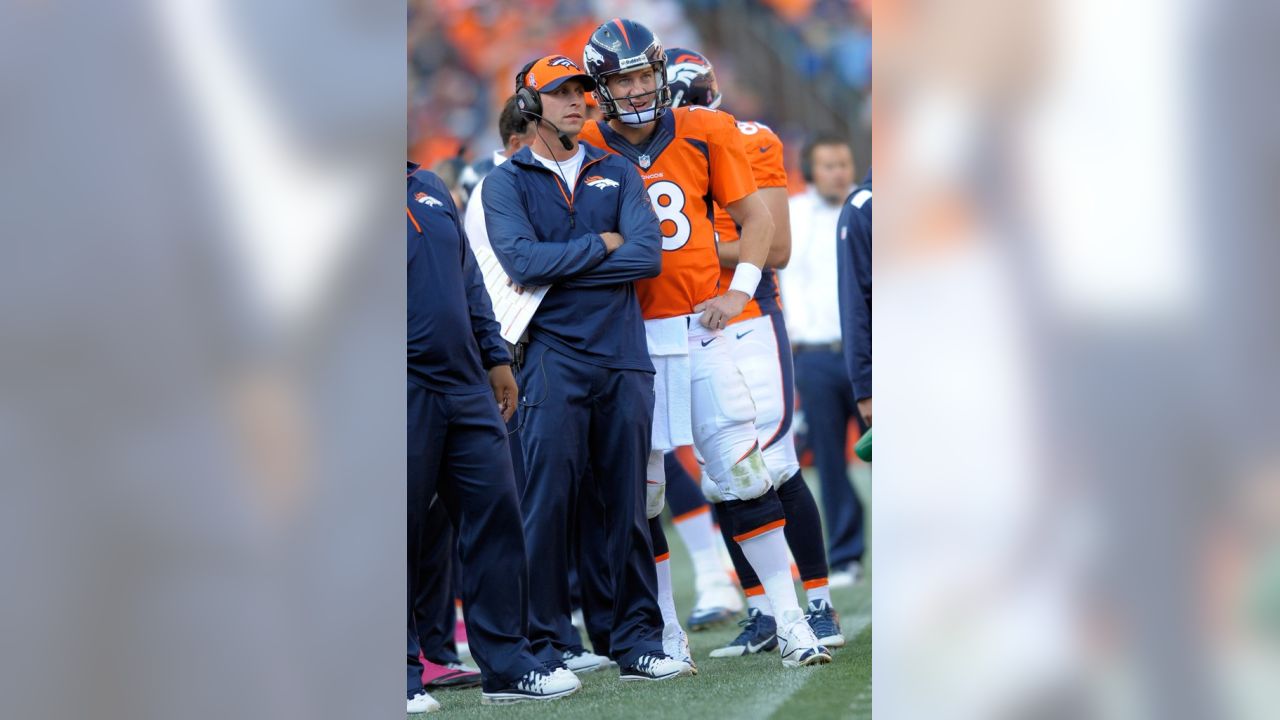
left=482, top=55, right=692, bottom=682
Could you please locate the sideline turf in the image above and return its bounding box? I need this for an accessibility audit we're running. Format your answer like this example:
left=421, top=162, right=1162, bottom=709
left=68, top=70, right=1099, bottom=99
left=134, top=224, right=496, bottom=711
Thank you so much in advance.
left=420, top=466, right=872, bottom=719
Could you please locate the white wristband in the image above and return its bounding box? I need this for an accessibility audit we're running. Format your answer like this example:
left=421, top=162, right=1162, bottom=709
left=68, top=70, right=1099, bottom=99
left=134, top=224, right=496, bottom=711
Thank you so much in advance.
left=728, top=262, right=762, bottom=297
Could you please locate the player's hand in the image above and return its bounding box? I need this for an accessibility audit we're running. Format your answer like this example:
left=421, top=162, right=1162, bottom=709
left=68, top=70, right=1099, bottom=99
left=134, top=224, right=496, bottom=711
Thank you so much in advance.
left=488, top=364, right=518, bottom=422
left=694, top=290, right=749, bottom=330
left=600, top=232, right=625, bottom=254
left=857, top=396, right=872, bottom=427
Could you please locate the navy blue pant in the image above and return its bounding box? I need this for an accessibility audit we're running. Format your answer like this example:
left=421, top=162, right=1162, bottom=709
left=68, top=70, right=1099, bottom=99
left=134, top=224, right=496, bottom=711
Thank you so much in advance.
left=571, top=472, right=617, bottom=657
left=506, top=409, right=526, bottom=494
left=793, top=349, right=866, bottom=567
left=518, top=341, right=663, bottom=668
left=408, top=380, right=539, bottom=693
left=412, top=499, right=461, bottom=666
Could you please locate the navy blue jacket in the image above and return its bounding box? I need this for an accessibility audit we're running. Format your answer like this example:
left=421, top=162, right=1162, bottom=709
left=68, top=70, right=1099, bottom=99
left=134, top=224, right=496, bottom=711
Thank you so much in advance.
left=481, top=143, right=661, bottom=371
left=837, top=178, right=872, bottom=401
left=407, top=164, right=510, bottom=394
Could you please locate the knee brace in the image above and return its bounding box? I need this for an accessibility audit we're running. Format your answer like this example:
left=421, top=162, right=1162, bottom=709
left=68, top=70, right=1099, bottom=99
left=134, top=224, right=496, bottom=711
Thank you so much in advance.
left=645, top=449, right=666, bottom=519
left=700, top=444, right=772, bottom=503
left=700, top=470, right=724, bottom=504
left=765, top=441, right=801, bottom=487
left=691, top=362, right=772, bottom=501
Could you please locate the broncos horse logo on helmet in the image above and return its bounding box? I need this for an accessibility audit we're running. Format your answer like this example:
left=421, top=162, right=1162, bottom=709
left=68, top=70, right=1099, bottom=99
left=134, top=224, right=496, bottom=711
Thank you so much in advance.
left=664, top=47, right=722, bottom=110
left=583, top=18, right=671, bottom=125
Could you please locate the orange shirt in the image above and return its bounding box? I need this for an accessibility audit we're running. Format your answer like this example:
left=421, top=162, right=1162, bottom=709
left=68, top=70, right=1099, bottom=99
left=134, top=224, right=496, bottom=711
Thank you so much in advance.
left=711, top=120, right=788, bottom=324
left=580, top=107, right=758, bottom=320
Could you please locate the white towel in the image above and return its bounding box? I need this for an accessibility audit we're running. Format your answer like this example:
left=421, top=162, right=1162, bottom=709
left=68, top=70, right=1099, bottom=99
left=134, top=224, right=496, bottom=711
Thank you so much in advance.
left=645, top=317, right=693, bottom=451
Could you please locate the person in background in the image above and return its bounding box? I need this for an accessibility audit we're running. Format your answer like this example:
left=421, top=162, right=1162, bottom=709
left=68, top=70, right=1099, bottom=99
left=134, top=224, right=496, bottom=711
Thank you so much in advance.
left=837, top=169, right=872, bottom=426
left=461, top=95, right=538, bottom=246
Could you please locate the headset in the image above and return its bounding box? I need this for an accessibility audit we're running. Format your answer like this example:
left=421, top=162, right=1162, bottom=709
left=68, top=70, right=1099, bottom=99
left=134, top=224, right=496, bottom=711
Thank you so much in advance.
left=514, top=61, right=573, bottom=151
left=800, top=134, right=855, bottom=185
left=799, top=139, right=815, bottom=184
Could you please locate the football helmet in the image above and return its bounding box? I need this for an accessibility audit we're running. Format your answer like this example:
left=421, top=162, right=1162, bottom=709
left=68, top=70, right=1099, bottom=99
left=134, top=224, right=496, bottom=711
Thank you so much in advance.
left=664, top=47, right=722, bottom=110
left=583, top=19, right=671, bottom=125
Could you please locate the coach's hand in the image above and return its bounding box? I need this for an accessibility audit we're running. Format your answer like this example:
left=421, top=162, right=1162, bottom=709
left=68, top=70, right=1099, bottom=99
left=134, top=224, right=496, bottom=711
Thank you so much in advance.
left=600, top=232, right=625, bottom=254
left=857, top=397, right=872, bottom=427
left=489, top=364, right=518, bottom=422
left=694, top=290, right=750, bottom=330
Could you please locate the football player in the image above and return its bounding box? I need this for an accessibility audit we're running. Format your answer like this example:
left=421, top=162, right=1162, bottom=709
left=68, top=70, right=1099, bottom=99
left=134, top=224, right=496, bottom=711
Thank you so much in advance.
left=580, top=19, right=830, bottom=668
left=665, top=47, right=847, bottom=657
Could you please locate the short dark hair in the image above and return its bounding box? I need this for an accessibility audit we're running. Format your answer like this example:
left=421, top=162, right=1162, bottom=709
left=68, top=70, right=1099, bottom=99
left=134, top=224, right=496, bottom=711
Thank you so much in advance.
left=801, top=133, right=852, bottom=168
left=499, top=95, right=531, bottom=146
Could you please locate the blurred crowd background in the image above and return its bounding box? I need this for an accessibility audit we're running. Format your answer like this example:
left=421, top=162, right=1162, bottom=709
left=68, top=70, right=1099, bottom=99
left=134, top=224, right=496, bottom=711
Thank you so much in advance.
left=409, top=0, right=872, bottom=194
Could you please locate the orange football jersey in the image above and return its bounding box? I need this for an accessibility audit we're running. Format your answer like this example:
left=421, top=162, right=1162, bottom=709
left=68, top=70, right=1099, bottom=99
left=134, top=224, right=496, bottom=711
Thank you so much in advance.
left=711, top=120, right=789, bottom=324
left=580, top=106, right=758, bottom=320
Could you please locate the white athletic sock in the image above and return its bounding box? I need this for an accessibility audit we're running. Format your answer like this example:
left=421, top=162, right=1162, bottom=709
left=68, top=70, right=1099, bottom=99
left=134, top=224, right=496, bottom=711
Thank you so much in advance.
left=674, top=509, right=715, bottom=553
left=737, top=527, right=801, bottom=619
left=746, top=591, right=772, bottom=615
left=675, top=511, right=731, bottom=586
left=655, top=557, right=680, bottom=628
left=806, top=582, right=832, bottom=607
left=692, top=547, right=730, bottom=589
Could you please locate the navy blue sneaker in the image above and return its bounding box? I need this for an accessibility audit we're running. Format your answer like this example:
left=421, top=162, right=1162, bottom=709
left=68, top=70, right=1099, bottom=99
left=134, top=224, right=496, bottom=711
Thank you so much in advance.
left=805, top=599, right=845, bottom=648
left=709, top=608, right=778, bottom=657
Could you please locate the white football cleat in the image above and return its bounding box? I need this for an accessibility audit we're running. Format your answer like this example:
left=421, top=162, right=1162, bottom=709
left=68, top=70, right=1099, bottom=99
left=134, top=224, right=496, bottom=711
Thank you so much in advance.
left=776, top=608, right=832, bottom=668
left=407, top=688, right=441, bottom=714
left=828, top=561, right=863, bottom=588
left=480, top=667, right=581, bottom=704
left=662, top=623, right=697, bottom=674
left=619, top=652, right=693, bottom=682
left=687, top=576, right=745, bottom=630
left=563, top=646, right=610, bottom=674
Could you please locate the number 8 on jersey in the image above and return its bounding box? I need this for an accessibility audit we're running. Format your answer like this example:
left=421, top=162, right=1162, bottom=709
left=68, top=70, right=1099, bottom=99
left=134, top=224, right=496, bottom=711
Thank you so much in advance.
left=647, top=180, right=691, bottom=251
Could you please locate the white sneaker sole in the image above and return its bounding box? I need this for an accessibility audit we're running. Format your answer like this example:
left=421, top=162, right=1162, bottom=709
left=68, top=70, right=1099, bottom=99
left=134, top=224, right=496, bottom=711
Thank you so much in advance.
left=781, top=649, right=833, bottom=668
left=480, top=685, right=579, bottom=705
left=817, top=633, right=846, bottom=648
left=619, top=665, right=694, bottom=682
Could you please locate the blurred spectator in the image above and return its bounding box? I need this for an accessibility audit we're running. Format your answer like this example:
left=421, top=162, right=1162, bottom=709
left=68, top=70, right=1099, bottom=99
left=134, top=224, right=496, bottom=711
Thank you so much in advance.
left=411, top=0, right=871, bottom=189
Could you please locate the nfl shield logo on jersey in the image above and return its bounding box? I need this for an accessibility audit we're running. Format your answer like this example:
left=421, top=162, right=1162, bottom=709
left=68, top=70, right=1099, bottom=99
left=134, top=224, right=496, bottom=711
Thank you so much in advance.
left=639, top=154, right=652, bottom=169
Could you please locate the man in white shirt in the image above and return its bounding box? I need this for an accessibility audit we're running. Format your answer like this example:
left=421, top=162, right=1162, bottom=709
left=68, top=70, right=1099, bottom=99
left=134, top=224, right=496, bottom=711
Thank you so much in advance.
left=779, top=136, right=866, bottom=586
left=462, top=95, right=537, bottom=251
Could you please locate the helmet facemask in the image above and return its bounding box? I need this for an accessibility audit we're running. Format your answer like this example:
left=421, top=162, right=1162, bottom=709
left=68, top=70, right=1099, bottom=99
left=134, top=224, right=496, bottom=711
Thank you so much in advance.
left=594, top=62, right=672, bottom=126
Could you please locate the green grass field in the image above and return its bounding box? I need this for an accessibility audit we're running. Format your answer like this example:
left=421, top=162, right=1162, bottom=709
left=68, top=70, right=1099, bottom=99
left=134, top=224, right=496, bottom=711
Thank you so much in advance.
left=425, top=465, right=871, bottom=719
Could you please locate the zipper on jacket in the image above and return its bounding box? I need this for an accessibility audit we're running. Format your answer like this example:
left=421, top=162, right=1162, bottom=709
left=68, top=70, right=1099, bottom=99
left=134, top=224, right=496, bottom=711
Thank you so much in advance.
left=540, top=154, right=607, bottom=232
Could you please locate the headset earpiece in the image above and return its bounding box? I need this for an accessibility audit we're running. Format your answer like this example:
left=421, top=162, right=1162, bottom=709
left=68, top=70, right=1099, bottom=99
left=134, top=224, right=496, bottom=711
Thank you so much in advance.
left=515, top=86, right=542, bottom=118
left=514, top=60, right=542, bottom=117
left=800, top=142, right=814, bottom=184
